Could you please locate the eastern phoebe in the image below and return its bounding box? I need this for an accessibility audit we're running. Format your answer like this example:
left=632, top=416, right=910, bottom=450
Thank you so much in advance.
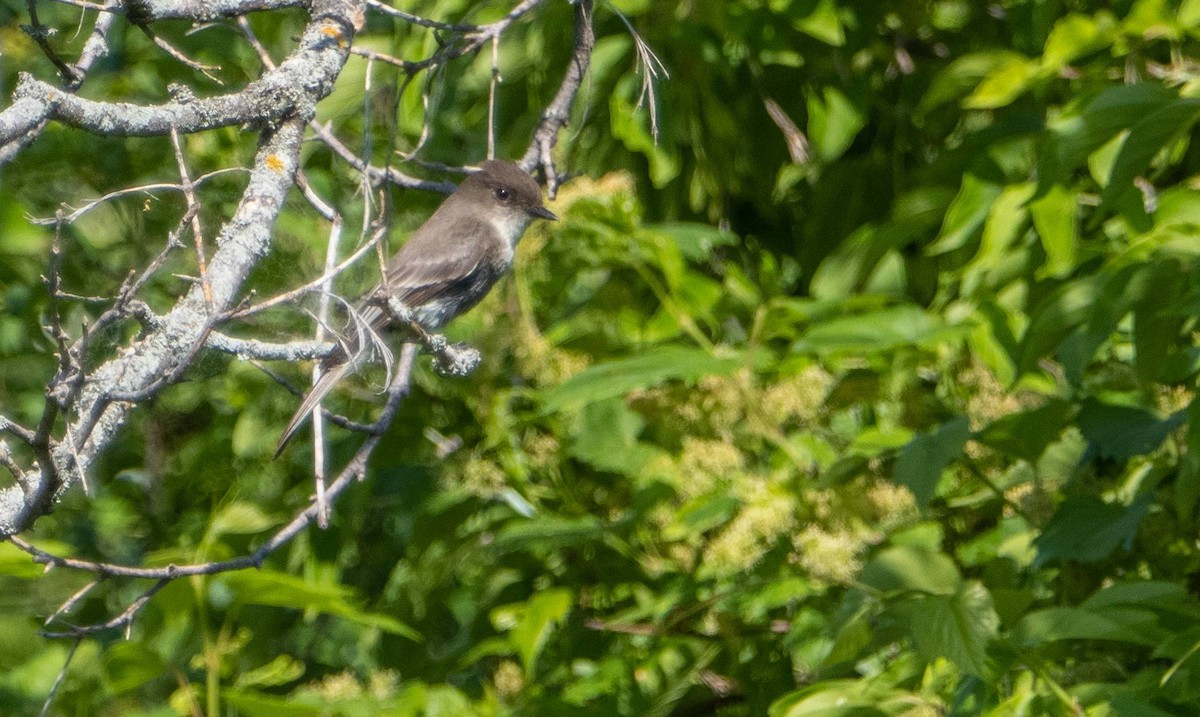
left=275, top=160, right=557, bottom=456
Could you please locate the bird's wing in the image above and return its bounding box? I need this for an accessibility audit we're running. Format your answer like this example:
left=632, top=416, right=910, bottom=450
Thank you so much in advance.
left=362, top=214, right=497, bottom=325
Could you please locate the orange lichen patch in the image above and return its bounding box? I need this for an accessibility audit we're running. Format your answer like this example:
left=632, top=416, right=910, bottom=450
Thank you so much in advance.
left=265, top=154, right=285, bottom=173
left=321, top=25, right=347, bottom=48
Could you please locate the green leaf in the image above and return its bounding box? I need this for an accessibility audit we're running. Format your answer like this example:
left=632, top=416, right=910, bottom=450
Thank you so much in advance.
left=610, top=76, right=680, bottom=186
left=1083, top=580, right=1189, bottom=610
left=1029, top=184, right=1078, bottom=277
left=807, top=86, right=866, bottom=162
left=964, top=55, right=1036, bottom=109
left=1016, top=275, right=1103, bottom=373
left=893, top=417, right=970, bottom=508
left=1177, top=399, right=1200, bottom=520
left=977, top=400, right=1076, bottom=462
left=649, top=222, right=737, bottom=262
left=1033, top=494, right=1152, bottom=567
left=1106, top=694, right=1185, bottom=717
left=962, top=182, right=1036, bottom=279
left=0, top=541, right=45, bottom=579
left=234, top=655, right=306, bottom=689
left=928, top=175, right=1002, bottom=255
left=792, top=0, right=845, bottom=46
left=1157, top=627, right=1200, bottom=701
left=223, top=690, right=323, bottom=717
left=809, top=225, right=915, bottom=299
left=918, top=52, right=1022, bottom=115
left=1184, top=0, right=1200, bottom=26
left=104, top=642, right=167, bottom=694
left=491, top=588, right=572, bottom=673
left=1041, top=13, right=1117, bottom=70
left=1101, top=98, right=1200, bottom=205
left=540, top=346, right=741, bottom=412
left=901, top=581, right=999, bottom=676
left=1133, top=263, right=1184, bottom=382
left=1014, top=605, right=1165, bottom=648
left=668, top=493, right=740, bottom=538
left=219, top=570, right=421, bottom=641
left=1042, top=83, right=1177, bottom=184
left=209, top=501, right=277, bottom=537
left=492, top=515, right=607, bottom=551
left=820, top=603, right=873, bottom=670
left=859, top=545, right=962, bottom=596
left=795, top=305, right=964, bottom=356
left=570, top=397, right=657, bottom=474
left=1077, top=399, right=1186, bottom=459
left=769, top=682, right=890, bottom=717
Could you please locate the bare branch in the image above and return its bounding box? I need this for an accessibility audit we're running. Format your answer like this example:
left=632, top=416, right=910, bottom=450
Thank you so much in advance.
left=521, top=0, right=594, bottom=197
left=38, top=637, right=82, bottom=717
left=170, top=127, right=214, bottom=306
left=141, top=27, right=225, bottom=83
left=0, top=6, right=116, bottom=163
left=364, top=0, right=475, bottom=31
left=7, top=346, right=418, bottom=638
left=29, top=167, right=246, bottom=226
left=309, top=120, right=455, bottom=192
left=22, top=0, right=80, bottom=84
left=123, top=0, right=307, bottom=23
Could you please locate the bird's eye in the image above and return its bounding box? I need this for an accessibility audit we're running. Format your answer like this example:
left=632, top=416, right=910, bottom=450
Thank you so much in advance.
left=493, top=187, right=510, bottom=201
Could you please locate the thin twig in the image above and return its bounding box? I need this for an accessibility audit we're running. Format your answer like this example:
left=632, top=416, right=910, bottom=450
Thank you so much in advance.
left=487, top=34, right=500, bottom=160
left=23, top=0, right=80, bottom=84
left=29, top=168, right=246, bottom=226
left=170, top=126, right=213, bottom=307
left=608, top=0, right=667, bottom=142
left=224, top=224, right=386, bottom=320
left=365, top=0, right=476, bottom=31
left=38, top=637, right=82, bottom=717
left=9, top=348, right=417, bottom=605
left=142, top=29, right=224, bottom=84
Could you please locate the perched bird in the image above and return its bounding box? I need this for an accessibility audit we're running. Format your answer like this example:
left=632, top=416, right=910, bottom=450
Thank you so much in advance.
left=275, top=160, right=557, bottom=456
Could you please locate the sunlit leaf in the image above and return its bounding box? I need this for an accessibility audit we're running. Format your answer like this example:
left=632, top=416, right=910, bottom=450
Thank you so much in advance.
left=807, top=85, right=866, bottom=162
left=1029, top=184, right=1078, bottom=278
left=902, top=581, right=999, bottom=676
left=492, top=588, right=572, bottom=673
left=928, top=174, right=1002, bottom=255
left=792, top=0, right=845, bottom=46
left=859, top=545, right=962, bottom=596
left=219, top=570, right=421, bottom=641
left=541, top=346, right=741, bottom=412
left=1014, top=604, right=1165, bottom=648
left=964, top=55, right=1036, bottom=109
left=794, top=305, right=964, bottom=356
left=1101, top=98, right=1200, bottom=205
left=1041, top=13, right=1117, bottom=70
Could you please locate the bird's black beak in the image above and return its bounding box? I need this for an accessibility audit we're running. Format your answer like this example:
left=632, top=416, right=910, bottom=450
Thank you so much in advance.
left=528, top=205, right=558, bottom=221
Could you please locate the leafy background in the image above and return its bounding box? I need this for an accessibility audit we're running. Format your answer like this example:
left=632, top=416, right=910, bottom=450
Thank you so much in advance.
left=5, top=0, right=1200, bottom=714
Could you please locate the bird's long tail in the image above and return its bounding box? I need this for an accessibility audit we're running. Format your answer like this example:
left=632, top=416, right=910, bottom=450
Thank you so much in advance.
left=274, top=360, right=354, bottom=458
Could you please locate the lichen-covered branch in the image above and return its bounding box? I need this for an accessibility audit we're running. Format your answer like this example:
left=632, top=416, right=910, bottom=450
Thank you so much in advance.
left=0, top=0, right=598, bottom=641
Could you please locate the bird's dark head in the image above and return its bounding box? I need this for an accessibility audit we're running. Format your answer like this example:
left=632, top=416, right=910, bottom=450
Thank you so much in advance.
left=461, top=160, right=558, bottom=227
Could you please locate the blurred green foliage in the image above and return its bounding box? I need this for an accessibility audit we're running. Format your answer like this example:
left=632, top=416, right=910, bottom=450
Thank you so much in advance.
left=7, top=0, right=1200, bottom=715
